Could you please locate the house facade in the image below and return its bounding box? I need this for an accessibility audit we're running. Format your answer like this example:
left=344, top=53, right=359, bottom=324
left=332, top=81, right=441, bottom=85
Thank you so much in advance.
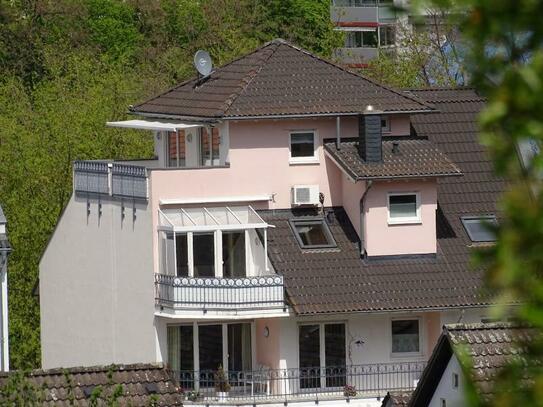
left=0, top=205, right=10, bottom=372
left=39, top=40, right=502, bottom=405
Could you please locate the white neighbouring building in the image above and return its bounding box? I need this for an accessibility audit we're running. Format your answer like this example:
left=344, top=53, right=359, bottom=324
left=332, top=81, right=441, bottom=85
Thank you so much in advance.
left=0, top=204, right=10, bottom=372
left=39, top=40, right=502, bottom=406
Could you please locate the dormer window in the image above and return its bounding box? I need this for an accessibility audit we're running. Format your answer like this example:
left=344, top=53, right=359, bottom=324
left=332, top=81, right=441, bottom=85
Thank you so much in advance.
left=387, top=193, right=421, bottom=225
left=290, top=218, right=336, bottom=249
left=461, top=216, right=497, bottom=242
left=290, top=131, right=318, bottom=164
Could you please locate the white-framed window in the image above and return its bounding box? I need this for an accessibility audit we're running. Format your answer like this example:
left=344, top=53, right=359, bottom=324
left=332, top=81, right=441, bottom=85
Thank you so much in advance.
left=381, top=116, right=391, bottom=133
left=289, top=131, right=318, bottom=164
left=387, top=192, right=421, bottom=225
left=452, top=372, right=459, bottom=389
left=440, top=399, right=447, bottom=407
left=391, top=318, right=421, bottom=355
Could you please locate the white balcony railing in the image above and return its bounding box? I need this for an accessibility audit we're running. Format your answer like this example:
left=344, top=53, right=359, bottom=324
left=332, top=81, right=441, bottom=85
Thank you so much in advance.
left=155, top=274, right=285, bottom=311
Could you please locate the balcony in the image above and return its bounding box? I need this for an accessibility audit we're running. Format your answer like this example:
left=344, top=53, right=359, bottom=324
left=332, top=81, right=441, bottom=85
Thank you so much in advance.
left=170, top=362, right=425, bottom=403
left=155, top=274, right=286, bottom=317
left=73, top=160, right=149, bottom=200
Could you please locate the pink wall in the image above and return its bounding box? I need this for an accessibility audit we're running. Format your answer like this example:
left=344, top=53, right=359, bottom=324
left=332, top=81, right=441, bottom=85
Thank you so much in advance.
left=388, top=114, right=411, bottom=136
left=341, top=173, right=366, bottom=238
left=255, top=319, right=281, bottom=370
left=149, top=117, right=348, bottom=273
left=364, top=179, right=437, bottom=256
left=425, top=312, right=442, bottom=356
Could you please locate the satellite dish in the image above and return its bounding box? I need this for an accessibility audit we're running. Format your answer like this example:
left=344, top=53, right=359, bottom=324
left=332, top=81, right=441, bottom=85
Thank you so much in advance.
left=194, top=50, right=213, bottom=77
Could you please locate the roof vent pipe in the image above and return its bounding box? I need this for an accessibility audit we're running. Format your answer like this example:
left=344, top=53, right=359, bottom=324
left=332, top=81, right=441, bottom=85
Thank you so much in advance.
left=336, top=116, right=341, bottom=150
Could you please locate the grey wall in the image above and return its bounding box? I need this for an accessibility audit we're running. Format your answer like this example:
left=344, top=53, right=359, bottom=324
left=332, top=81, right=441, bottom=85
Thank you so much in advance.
left=39, top=194, right=156, bottom=369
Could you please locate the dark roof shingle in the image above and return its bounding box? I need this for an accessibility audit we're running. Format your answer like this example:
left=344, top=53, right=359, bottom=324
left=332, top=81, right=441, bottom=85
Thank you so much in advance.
left=132, top=39, right=434, bottom=119
left=324, top=138, right=462, bottom=180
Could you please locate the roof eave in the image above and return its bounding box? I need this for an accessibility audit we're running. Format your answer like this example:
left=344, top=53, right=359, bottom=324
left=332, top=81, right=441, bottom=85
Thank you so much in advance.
left=128, top=110, right=222, bottom=124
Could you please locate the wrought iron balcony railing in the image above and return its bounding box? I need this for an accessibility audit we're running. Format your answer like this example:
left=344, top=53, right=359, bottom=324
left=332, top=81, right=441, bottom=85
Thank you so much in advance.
left=155, top=274, right=285, bottom=311
left=170, top=362, right=426, bottom=403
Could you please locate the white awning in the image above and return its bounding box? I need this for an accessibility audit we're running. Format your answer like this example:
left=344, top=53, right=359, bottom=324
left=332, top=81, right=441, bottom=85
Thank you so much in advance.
left=106, top=119, right=201, bottom=132
left=158, top=205, right=271, bottom=232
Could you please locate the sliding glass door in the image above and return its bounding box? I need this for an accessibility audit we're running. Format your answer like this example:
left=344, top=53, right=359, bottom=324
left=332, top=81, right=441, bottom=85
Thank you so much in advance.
left=298, top=323, right=346, bottom=389
left=299, top=325, right=321, bottom=389
left=168, top=323, right=253, bottom=389
left=325, top=324, right=346, bottom=387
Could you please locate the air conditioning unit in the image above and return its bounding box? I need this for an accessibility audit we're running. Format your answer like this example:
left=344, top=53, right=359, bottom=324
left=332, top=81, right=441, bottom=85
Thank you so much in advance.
left=291, top=185, right=320, bottom=206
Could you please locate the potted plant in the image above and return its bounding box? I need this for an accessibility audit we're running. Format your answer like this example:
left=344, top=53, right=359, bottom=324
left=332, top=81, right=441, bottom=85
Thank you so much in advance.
left=214, top=365, right=231, bottom=401
left=343, top=384, right=357, bottom=397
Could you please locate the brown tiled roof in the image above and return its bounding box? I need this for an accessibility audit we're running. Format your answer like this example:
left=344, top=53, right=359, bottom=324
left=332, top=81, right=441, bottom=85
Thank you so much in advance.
left=409, top=323, right=535, bottom=406
left=324, top=138, right=462, bottom=180
left=259, top=88, right=505, bottom=315
left=131, top=39, right=434, bottom=119
left=446, top=323, right=534, bottom=395
left=382, top=391, right=413, bottom=407
left=0, top=364, right=183, bottom=406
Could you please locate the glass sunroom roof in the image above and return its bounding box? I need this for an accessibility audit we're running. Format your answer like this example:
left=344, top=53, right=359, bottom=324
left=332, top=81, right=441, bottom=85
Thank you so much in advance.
left=159, top=206, right=270, bottom=232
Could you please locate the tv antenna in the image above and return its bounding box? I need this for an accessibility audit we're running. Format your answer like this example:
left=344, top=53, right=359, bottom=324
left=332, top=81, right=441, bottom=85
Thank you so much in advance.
left=194, top=50, right=213, bottom=78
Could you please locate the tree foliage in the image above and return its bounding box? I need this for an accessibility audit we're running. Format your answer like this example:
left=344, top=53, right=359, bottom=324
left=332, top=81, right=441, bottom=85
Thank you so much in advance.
left=0, top=0, right=340, bottom=369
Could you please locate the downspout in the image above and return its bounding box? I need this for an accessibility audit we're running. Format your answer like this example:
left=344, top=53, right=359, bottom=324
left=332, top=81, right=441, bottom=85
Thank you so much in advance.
left=336, top=116, right=341, bottom=149
left=359, top=180, right=373, bottom=257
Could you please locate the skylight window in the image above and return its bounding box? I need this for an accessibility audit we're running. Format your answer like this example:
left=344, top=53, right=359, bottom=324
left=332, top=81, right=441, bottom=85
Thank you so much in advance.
left=461, top=216, right=497, bottom=242
left=290, top=218, right=336, bottom=249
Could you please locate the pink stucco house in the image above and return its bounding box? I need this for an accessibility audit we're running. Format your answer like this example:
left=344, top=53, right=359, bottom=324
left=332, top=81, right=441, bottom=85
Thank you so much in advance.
left=39, top=39, right=503, bottom=406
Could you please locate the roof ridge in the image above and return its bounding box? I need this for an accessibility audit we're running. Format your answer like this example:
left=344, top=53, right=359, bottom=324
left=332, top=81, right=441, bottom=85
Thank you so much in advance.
left=220, top=41, right=281, bottom=115
left=444, top=322, right=522, bottom=331
left=274, top=39, right=436, bottom=112
left=22, top=362, right=167, bottom=377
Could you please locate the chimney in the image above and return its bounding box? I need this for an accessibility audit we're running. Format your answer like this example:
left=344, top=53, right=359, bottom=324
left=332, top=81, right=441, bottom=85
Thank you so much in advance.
left=358, top=106, right=382, bottom=162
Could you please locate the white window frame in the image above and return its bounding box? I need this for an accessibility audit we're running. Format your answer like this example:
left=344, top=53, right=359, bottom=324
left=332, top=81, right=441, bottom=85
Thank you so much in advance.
left=387, top=192, right=421, bottom=225
left=289, top=130, right=319, bottom=164
left=452, top=372, right=459, bottom=389
left=381, top=116, right=391, bottom=133
left=390, top=317, right=423, bottom=357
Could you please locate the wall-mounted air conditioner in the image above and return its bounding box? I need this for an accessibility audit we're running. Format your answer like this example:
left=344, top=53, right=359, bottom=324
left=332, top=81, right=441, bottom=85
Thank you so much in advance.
left=291, top=185, right=320, bottom=206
